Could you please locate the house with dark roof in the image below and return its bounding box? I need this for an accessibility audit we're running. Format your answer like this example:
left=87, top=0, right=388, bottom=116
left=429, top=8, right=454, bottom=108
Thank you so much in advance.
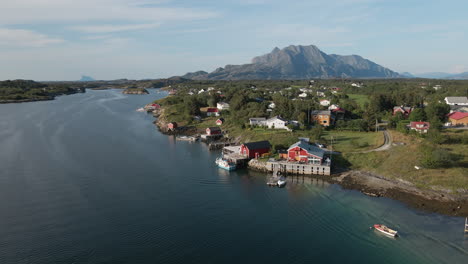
left=206, top=127, right=222, bottom=136
left=240, top=141, right=271, bottom=159
left=287, top=140, right=329, bottom=165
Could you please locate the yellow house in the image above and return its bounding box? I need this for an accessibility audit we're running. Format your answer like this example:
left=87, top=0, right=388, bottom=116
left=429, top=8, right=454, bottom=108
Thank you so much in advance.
left=311, top=110, right=335, bottom=126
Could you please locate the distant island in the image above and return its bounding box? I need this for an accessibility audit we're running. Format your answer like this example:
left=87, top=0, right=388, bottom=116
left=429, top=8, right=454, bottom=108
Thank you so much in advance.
left=122, top=88, right=149, bottom=94
left=181, top=44, right=401, bottom=80
left=0, top=80, right=84, bottom=103
left=79, top=75, right=95, bottom=82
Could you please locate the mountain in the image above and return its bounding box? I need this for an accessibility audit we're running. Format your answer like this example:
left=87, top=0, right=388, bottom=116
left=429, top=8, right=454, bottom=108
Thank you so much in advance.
left=415, top=72, right=451, bottom=79
left=446, top=72, right=468, bottom=80
left=400, top=72, right=415, bottom=78
left=182, top=45, right=401, bottom=80
left=79, top=75, right=95, bottom=82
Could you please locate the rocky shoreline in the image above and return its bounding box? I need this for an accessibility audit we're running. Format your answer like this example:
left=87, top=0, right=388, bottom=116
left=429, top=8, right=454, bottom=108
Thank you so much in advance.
left=248, top=159, right=468, bottom=217
left=151, top=106, right=467, bottom=217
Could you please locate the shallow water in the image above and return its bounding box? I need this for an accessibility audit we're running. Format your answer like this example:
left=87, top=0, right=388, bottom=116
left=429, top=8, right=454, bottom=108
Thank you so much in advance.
left=0, top=89, right=466, bottom=263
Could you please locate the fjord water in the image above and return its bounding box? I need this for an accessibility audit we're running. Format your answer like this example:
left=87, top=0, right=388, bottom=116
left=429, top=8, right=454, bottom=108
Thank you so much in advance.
left=0, top=90, right=466, bottom=264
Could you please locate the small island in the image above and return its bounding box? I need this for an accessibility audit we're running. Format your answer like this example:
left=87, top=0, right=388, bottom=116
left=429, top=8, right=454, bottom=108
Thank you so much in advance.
left=0, top=79, right=84, bottom=103
left=122, top=88, right=149, bottom=95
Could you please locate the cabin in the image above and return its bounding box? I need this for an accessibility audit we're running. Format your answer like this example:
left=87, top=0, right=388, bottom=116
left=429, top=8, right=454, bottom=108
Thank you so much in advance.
left=216, top=118, right=224, bottom=126
left=287, top=140, right=329, bottom=166
left=206, top=108, right=220, bottom=117
left=206, top=127, right=222, bottom=136
left=447, top=112, right=468, bottom=126
left=444, top=96, right=468, bottom=106
left=311, top=110, right=335, bottom=127
left=409, top=121, right=430, bottom=133
left=167, top=122, right=178, bottom=131
left=240, top=141, right=271, bottom=159
left=393, top=106, right=413, bottom=117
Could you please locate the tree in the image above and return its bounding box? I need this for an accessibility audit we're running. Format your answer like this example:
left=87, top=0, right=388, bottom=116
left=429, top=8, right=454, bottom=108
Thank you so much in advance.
left=425, top=101, right=450, bottom=122
left=409, top=108, right=427, bottom=122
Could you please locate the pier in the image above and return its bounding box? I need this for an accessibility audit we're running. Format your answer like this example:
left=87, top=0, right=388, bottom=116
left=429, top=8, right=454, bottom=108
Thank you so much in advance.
left=266, top=161, right=331, bottom=176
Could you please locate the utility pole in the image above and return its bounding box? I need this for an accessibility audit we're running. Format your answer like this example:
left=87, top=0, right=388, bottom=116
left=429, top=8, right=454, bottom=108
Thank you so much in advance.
left=375, top=119, right=378, bottom=132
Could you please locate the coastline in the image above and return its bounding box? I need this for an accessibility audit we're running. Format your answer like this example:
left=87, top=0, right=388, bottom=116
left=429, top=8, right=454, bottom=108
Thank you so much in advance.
left=151, top=106, right=467, bottom=217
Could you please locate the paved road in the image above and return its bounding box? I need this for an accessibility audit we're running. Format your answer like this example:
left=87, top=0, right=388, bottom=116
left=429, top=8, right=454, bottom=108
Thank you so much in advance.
left=354, top=130, right=392, bottom=153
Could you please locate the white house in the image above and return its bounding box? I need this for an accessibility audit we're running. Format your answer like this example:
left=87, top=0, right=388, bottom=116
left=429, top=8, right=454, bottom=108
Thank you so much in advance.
left=217, top=102, right=230, bottom=110
left=316, top=91, right=326, bottom=97
left=445, top=97, right=468, bottom=106
left=249, top=118, right=267, bottom=126
left=188, top=91, right=194, bottom=95
left=207, top=87, right=215, bottom=91
left=265, top=116, right=289, bottom=129
left=433, top=85, right=442, bottom=90
left=268, top=102, right=276, bottom=109
left=198, top=89, right=206, bottom=94
left=328, top=104, right=340, bottom=110
left=298, top=92, right=308, bottom=98
left=351, top=83, right=362, bottom=88
left=320, top=99, right=331, bottom=106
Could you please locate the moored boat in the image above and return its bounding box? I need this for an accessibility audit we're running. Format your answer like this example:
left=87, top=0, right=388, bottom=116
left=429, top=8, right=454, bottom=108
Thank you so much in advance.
left=373, top=224, right=398, bottom=237
left=216, top=157, right=236, bottom=171
left=277, top=176, right=286, bottom=187
left=176, top=136, right=198, bottom=142
left=136, top=107, right=145, bottom=112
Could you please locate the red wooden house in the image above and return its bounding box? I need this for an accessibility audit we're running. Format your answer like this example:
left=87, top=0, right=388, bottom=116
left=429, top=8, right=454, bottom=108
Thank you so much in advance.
left=206, top=108, right=220, bottom=117
left=206, top=127, right=222, bottom=136
left=287, top=140, right=327, bottom=165
left=167, top=122, right=178, bottom=131
left=393, top=106, right=413, bottom=117
left=409, top=121, right=430, bottom=133
left=240, top=141, right=271, bottom=159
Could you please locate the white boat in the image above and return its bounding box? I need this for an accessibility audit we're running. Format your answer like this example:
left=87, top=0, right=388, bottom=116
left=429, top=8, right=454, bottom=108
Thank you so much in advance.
left=216, top=157, right=236, bottom=171
left=373, top=224, right=398, bottom=237
left=176, top=136, right=198, bottom=142
left=277, top=176, right=286, bottom=187
left=136, top=107, right=145, bottom=112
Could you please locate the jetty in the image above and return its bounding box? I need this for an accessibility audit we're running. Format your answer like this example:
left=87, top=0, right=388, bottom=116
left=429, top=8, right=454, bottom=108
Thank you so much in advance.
left=222, top=146, right=250, bottom=168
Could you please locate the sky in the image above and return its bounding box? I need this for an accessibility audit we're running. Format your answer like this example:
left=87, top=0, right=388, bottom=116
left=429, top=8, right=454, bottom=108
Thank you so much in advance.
left=1, top=0, right=467, bottom=81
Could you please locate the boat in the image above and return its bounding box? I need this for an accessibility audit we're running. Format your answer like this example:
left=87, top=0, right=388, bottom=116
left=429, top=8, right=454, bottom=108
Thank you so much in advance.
left=215, top=157, right=236, bottom=171
left=136, top=107, right=145, bottom=112
left=465, top=217, right=468, bottom=233
left=176, top=136, right=198, bottom=142
left=277, top=176, right=286, bottom=187
left=373, top=224, right=398, bottom=237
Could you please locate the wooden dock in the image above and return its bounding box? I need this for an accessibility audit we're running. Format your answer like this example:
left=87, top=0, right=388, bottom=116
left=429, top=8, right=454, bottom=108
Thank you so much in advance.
left=266, top=161, right=331, bottom=176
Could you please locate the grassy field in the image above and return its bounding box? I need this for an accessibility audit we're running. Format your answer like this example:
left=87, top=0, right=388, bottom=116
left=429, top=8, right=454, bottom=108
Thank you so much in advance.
left=347, top=94, right=369, bottom=107
left=322, top=131, right=384, bottom=153
left=344, top=130, right=468, bottom=192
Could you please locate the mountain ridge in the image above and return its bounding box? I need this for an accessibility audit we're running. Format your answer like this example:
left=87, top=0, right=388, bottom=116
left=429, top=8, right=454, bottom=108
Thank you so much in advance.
left=182, top=45, right=401, bottom=80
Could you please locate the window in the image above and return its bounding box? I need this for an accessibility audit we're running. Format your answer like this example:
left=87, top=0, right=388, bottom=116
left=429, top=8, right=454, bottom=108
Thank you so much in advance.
left=323, top=120, right=327, bottom=123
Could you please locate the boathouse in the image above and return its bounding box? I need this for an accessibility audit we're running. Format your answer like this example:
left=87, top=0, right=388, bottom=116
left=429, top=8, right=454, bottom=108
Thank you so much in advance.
left=287, top=140, right=328, bottom=165
left=167, top=122, right=178, bottom=131
left=240, top=141, right=271, bottom=159
left=206, top=127, right=222, bottom=136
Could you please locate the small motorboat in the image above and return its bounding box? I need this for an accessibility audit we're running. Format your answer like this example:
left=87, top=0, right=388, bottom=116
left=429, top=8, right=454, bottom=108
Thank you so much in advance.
left=176, top=136, right=198, bottom=142
left=136, top=107, right=145, bottom=112
left=277, top=176, right=286, bottom=187
left=216, top=157, right=236, bottom=171
left=373, top=224, right=398, bottom=237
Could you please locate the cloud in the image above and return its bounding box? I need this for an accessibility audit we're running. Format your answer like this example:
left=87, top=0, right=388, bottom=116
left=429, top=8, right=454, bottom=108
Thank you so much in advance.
left=0, top=0, right=219, bottom=25
left=72, top=23, right=160, bottom=33
left=0, top=28, right=63, bottom=47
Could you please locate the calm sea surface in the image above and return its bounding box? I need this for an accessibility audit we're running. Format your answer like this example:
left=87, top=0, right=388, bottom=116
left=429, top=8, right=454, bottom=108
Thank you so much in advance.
left=0, top=89, right=467, bottom=264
